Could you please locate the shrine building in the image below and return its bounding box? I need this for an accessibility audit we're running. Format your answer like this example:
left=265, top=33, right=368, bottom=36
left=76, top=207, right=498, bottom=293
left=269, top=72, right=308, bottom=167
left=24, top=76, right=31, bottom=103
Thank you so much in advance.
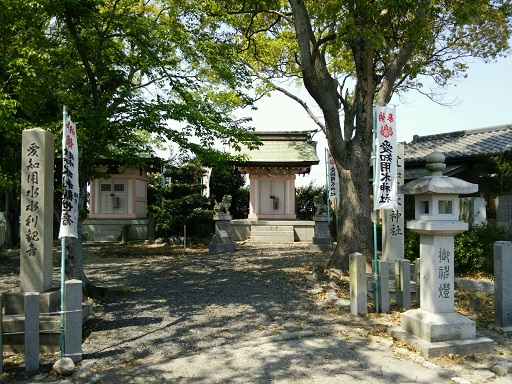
left=231, top=130, right=320, bottom=242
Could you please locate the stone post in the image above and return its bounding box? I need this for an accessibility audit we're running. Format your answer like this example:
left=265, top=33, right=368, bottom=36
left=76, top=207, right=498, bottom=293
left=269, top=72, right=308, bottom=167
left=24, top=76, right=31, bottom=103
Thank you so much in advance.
left=395, top=259, right=411, bottom=309
left=24, top=293, right=40, bottom=372
left=378, top=260, right=390, bottom=313
left=147, top=212, right=156, bottom=243
left=415, top=258, right=421, bottom=306
left=349, top=253, right=367, bottom=315
left=494, top=241, right=512, bottom=331
left=20, top=129, right=54, bottom=292
left=65, top=280, right=83, bottom=362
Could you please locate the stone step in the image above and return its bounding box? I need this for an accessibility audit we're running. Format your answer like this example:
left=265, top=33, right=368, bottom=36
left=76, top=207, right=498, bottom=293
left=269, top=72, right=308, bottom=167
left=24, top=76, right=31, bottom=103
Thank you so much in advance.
left=251, top=225, right=294, bottom=232
left=250, top=225, right=294, bottom=243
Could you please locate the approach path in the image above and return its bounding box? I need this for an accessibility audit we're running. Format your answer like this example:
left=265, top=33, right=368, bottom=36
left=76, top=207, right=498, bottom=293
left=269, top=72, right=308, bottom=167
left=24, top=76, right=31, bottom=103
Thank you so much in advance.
left=77, top=242, right=452, bottom=383
left=2, top=242, right=510, bottom=383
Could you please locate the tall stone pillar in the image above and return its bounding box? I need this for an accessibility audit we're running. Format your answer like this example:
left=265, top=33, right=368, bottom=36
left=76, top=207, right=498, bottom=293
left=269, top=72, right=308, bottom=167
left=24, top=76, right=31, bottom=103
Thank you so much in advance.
left=382, top=143, right=405, bottom=263
left=20, top=128, right=54, bottom=292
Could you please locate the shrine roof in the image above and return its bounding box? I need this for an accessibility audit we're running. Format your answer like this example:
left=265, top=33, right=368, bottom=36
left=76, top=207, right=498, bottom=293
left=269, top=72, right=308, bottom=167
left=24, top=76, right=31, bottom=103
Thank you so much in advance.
left=232, top=130, right=320, bottom=168
left=405, top=124, right=512, bottom=163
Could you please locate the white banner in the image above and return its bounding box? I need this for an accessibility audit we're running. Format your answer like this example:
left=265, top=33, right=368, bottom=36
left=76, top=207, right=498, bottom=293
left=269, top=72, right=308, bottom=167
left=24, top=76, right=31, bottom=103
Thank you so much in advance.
left=374, top=105, right=398, bottom=210
left=326, top=150, right=339, bottom=202
left=58, top=115, right=79, bottom=239
left=202, top=167, right=212, bottom=198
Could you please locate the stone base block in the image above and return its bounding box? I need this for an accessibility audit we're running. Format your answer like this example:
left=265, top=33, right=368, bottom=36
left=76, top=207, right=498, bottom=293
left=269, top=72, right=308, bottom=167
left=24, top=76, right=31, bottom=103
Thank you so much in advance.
left=209, top=235, right=236, bottom=253
left=389, top=327, right=494, bottom=358
left=1, top=315, right=61, bottom=354
left=209, top=243, right=236, bottom=253
left=310, top=237, right=330, bottom=252
left=1, top=303, right=94, bottom=354
left=3, top=287, right=61, bottom=315
left=400, top=308, right=476, bottom=342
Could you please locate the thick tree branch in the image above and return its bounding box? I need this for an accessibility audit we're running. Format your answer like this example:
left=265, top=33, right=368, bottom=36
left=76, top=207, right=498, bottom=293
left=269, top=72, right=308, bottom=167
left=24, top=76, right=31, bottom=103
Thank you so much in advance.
left=273, top=84, right=326, bottom=131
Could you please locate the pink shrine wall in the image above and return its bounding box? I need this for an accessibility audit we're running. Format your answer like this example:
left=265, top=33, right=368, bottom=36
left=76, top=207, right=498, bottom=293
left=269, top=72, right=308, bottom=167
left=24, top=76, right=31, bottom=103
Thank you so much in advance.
left=248, top=172, right=296, bottom=219
left=89, top=166, right=149, bottom=219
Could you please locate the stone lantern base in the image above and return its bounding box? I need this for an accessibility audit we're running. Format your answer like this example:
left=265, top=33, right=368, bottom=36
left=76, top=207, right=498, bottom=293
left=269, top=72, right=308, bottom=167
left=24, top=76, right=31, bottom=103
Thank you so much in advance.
left=390, top=308, right=494, bottom=358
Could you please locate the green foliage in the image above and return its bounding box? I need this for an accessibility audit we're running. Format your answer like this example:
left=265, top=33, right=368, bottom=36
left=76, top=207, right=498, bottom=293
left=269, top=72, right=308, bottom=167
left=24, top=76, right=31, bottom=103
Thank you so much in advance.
left=296, top=182, right=326, bottom=220
left=476, top=152, right=512, bottom=194
left=405, top=224, right=512, bottom=276
left=454, top=224, right=512, bottom=275
left=207, top=160, right=247, bottom=218
left=232, top=186, right=250, bottom=219
left=404, top=228, right=420, bottom=262
left=148, top=160, right=212, bottom=238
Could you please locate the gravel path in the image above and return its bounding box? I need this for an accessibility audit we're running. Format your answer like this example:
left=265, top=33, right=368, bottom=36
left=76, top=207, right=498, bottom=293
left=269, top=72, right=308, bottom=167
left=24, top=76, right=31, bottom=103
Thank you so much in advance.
left=80, top=243, right=344, bottom=371
left=2, top=242, right=512, bottom=383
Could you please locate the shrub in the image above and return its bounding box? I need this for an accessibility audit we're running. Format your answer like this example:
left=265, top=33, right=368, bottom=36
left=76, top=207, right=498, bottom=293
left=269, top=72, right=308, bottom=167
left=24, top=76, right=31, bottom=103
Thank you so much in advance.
left=403, top=223, right=512, bottom=276
left=296, top=182, right=325, bottom=220
left=404, top=228, right=420, bottom=262
left=454, top=224, right=512, bottom=276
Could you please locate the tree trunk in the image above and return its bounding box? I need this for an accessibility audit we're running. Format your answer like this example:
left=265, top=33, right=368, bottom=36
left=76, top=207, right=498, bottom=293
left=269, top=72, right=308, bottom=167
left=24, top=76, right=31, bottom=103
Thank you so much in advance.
left=327, top=36, right=376, bottom=273
left=289, top=0, right=376, bottom=273
left=327, top=145, right=374, bottom=272
left=65, top=183, right=107, bottom=299
left=4, top=186, right=20, bottom=248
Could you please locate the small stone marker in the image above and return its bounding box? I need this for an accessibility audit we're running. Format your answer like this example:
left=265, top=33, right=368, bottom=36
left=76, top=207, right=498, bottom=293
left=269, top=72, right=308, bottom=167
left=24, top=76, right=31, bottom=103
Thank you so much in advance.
left=349, top=252, right=367, bottom=315
left=65, top=280, right=83, bottom=362
left=24, top=292, right=40, bottom=372
left=395, top=259, right=411, bottom=309
left=20, top=128, right=54, bottom=292
left=494, top=241, right=512, bottom=331
left=378, top=260, right=390, bottom=313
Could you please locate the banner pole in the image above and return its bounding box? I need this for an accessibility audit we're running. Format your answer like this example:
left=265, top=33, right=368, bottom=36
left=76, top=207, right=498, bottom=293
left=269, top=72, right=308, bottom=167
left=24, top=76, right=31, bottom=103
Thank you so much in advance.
left=372, top=102, right=380, bottom=313
left=60, top=105, right=67, bottom=357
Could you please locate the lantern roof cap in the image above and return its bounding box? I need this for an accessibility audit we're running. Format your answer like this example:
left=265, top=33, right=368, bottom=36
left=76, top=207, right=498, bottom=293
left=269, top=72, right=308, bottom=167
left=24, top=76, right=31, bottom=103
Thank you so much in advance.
left=400, top=152, right=478, bottom=195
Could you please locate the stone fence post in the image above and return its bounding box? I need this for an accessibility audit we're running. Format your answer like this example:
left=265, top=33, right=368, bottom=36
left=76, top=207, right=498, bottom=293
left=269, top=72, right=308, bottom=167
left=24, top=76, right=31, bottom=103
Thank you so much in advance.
left=494, top=241, right=512, bottom=331
left=349, top=252, right=367, bottom=315
left=24, top=293, right=40, bottom=372
left=65, top=280, right=83, bottom=362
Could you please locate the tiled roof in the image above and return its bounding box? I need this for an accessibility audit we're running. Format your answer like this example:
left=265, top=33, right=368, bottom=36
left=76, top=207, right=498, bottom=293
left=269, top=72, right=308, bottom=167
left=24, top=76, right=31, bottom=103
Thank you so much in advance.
left=405, top=124, right=512, bottom=162
left=234, top=130, right=320, bottom=165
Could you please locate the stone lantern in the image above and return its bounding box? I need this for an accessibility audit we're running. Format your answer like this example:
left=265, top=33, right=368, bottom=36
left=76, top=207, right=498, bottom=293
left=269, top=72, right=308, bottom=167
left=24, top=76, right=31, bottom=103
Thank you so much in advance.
left=390, top=152, right=493, bottom=357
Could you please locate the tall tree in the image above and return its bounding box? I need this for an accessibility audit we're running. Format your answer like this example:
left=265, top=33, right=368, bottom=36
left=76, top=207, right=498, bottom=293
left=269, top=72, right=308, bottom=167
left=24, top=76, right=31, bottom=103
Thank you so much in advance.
left=212, top=0, right=511, bottom=271
left=0, top=0, right=259, bottom=296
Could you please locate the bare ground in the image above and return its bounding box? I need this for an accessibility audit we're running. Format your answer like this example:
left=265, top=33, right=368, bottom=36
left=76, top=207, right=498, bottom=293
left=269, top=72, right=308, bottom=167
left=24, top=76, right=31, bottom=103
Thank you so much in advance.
left=1, top=242, right=511, bottom=383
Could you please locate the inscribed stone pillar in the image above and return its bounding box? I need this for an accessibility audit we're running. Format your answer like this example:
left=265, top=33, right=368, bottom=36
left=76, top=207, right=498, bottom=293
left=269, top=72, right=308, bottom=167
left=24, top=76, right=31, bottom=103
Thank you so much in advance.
left=382, top=143, right=404, bottom=263
left=419, top=235, right=455, bottom=314
left=20, top=128, right=54, bottom=292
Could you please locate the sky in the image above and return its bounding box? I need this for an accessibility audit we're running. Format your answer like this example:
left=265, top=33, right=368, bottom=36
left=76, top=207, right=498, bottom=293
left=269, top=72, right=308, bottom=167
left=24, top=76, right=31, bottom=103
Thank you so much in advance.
left=241, top=53, right=512, bottom=187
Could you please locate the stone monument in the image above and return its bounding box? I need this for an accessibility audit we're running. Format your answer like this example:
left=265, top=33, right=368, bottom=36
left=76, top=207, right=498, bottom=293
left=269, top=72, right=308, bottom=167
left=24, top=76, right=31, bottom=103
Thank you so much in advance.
left=4, top=129, right=60, bottom=315
left=209, top=195, right=236, bottom=253
left=390, top=152, right=493, bottom=358
left=1, top=128, right=63, bottom=364
left=21, top=128, right=55, bottom=292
